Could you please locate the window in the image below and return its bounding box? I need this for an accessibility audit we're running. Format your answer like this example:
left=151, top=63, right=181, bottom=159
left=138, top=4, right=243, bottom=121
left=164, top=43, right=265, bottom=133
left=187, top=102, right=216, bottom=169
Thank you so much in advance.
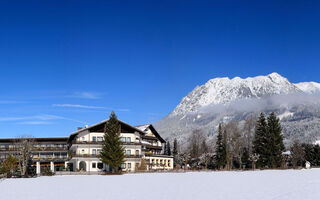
left=97, top=149, right=102, bottom=154
left=121, top=163, right=126, bottom=169
left=92, top=149, right=96, bottom=155
left=127, top=150, right=131, bottom=155
left=136, top=150, right=139, bottom=155
left=126, top=137, right=131, bottom=142
left=97, top=136, right=103, bottom=142
left=81, top=137, right=85, bottom=141
left=128, top=163, right=131, bottom=169
left=92, top=136, right=96, bottom=142
left=81, top=149, right=85, bottom=153
left=92, top=163, right=96, bottom=168
left=121, top=137, right=126, bottom=142
left=97, top=162, right=103, bottom=169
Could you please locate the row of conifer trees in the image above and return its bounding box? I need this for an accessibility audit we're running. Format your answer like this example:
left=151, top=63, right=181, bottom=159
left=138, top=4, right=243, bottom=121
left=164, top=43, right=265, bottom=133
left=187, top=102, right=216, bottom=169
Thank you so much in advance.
left=172, top=112, right=288, bottom=170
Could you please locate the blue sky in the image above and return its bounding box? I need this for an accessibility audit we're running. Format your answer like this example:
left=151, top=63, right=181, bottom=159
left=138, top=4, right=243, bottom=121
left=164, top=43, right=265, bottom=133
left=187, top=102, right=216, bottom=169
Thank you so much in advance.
left=0, top=0, right=320, bottom=138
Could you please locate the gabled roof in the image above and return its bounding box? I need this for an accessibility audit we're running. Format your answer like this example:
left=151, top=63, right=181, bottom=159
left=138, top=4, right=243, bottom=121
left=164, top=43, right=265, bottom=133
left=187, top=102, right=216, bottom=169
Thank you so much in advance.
left=68, top=119, right=147, bottom=142
left=0, top=137, right=68, bottom=143
left=135, top=124, right=166, bottom=143
left=135, top=124, right=151, bottom=132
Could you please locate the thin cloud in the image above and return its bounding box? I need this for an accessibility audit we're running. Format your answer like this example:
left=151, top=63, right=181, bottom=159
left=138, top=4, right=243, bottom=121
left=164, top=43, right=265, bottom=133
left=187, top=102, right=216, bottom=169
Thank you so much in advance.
left=0, top=114, right=87, bottom=125
left=52, top=104, right=130, bottom=112
left=0, top=100, right=28, bottom=104
left=52, top=104, right=106, bottom=109
left=18, top=121, right=54, bottom=125
left=67, top=92, right=102, bottom=99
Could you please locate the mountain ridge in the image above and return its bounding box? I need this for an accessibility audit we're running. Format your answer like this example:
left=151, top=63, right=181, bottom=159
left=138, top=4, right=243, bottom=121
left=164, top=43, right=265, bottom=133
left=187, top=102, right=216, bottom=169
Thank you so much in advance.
left=156, top=73, right=320, bottom=147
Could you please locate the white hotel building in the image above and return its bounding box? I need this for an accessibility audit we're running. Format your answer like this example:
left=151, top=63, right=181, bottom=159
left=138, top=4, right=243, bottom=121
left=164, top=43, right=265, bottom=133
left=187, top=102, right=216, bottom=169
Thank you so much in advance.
left=67, top=119, right=173, bottom=172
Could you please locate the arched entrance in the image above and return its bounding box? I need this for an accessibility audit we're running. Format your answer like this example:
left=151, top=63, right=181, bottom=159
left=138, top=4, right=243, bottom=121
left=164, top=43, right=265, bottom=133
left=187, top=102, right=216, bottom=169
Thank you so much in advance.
left=79, top=161, right=86, bottom=172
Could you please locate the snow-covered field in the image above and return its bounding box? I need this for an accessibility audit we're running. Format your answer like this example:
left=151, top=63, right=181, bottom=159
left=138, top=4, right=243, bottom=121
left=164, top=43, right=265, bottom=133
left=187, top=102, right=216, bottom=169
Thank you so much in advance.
left=1, top=169, right=320, bottom=200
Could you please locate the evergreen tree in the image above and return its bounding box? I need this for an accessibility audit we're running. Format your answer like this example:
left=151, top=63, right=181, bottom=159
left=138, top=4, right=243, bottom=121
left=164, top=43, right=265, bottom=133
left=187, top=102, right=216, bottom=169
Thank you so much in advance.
left=215, top=123, right=226, bottom=169
left=201, top=138, right=209, bottom=154
left=241, top=147, right=250, bottom=169
left=253, top=112, right=268, bottom=168
left=164, top=142, right=167, bottom=155
left=100, top=111, right=125, bottom=173
left=267, top=112, right=285, bottom=168
left=167, top=141, right=171, bottom=156
left=0, top=154, right=18, bottom=178
left=173, top=138, right=178, bottom=156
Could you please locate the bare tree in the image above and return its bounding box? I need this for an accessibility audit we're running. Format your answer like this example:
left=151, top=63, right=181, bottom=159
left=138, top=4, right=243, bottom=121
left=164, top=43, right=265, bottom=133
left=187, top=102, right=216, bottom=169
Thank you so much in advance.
left=15, top=136, right=34, bottom=177
left=199, top=153, right=214, bottom=170
left=178, top=152, right=191, bottom=171
left=291, top=140, right=305, bottom=168
left=224, top=122, right=244, bottom=170
left=243, top=115, right=256, bottom=156
left=188, top=130, right=205, bottom=159
left=250, top=153, right=259, bottom=170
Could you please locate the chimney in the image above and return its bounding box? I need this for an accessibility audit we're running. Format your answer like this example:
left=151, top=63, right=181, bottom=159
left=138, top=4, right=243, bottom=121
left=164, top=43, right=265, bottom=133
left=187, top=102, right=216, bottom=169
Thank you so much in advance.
left=77, top=127, right=82, bottom=131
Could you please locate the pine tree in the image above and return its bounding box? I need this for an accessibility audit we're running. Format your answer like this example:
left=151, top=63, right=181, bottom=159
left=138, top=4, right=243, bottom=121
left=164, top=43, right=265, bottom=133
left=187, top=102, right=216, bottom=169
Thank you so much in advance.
left=267, top=112, right=285, bottom=168
left=164, top=142, right=167, bottom=155
left=167, top=141, right=171, bottom=156
left=173, top=138, right=178, bottom=156
left=241, top=147, right=250, bottom=169
left=215, top=123, right=226, bottom=169
left=100, top=111, right=125, bottom=173
left=201, top=138, right=209, bottom=154
left=253, top=112, right=268, bottom=168
left=0, top=154, right=18, bottom=178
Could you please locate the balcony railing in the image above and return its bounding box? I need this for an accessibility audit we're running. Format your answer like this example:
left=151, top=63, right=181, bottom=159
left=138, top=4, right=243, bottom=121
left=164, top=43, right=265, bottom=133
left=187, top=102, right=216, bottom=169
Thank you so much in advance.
left=0, top=147, right=68, bottom=152
left=32, top=156, right=68, bottom=162
left=71, top=141, right=142, bottom=146
left=145, top=145, right=162, bottom=150
left=122, top=142, right=142, bottom=146
left=71, top=154, right=142, bottom=158
left=141, top=135, right=158, bottom=140
left=125, top=154, right=142, bottom=158
left=71, top=141, right=103, bottom=145
left=72, top=154, right=99, bottom=158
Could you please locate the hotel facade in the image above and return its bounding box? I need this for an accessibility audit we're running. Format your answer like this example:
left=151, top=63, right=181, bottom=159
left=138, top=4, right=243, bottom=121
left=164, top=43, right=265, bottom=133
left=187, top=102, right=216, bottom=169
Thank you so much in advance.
left=0, top=119, right=173, bottom=174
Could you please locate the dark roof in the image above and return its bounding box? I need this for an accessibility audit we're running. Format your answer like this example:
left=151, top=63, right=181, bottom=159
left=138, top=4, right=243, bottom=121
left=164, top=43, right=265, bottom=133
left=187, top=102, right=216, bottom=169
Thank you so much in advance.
left=135, top=124, right=166, bottom=143
left=68, top=119, right=147, bottom=142
left=0, top=137, right=68, bottom=143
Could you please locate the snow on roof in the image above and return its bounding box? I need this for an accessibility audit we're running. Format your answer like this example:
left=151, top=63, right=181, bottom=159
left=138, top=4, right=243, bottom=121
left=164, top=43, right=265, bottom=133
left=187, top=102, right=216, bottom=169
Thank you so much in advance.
left=141, top=140, right=150, bottom=145
left=282, top=150, right=291, bottom=155
left=135, top=124, right=151, bottom=132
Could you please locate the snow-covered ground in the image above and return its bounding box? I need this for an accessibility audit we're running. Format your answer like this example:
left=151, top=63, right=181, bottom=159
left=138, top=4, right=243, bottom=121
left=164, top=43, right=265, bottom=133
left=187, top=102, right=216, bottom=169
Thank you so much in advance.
left=1, top=169, right=320, bottom=200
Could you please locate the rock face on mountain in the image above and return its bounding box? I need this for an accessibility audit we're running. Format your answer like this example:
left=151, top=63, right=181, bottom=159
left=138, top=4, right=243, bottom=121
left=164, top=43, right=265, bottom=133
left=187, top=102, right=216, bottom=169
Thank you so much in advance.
left=155, top=73, right=320, bottom=147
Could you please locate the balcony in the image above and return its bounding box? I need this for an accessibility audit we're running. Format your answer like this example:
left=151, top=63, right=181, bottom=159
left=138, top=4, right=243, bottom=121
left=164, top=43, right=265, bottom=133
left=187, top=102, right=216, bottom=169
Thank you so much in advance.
left=0, top=147, right=68, bottom=152
left=125, top=154, right=142, bottom=158
left=71, top=141, right=142, bottom=146
left=141, top=135, right=158, bottom=141
left=32, top=156, right=68, bottom=162
left=72, top=154, right=100, bottom=158
left=145, top=145, right=162, bottom=150
left=121, top=141, right=142, bottom=146
left=71, top=141, right=103, bottom=145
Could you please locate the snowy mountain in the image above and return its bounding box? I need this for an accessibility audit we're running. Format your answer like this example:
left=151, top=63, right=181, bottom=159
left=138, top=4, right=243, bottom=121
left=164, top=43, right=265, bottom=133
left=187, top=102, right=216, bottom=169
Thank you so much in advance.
left=172, top=73, right=301, bottom=116
left=155, top=73, right=320, bottom=147
left=295, top=82, right=320, bottom=94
